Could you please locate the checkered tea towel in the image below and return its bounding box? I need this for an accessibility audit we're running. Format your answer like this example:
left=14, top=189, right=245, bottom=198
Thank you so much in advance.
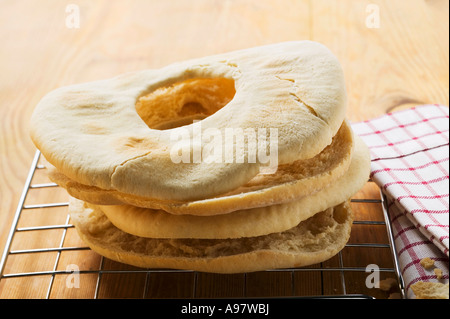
left=352, top=104, right=449, bottom=298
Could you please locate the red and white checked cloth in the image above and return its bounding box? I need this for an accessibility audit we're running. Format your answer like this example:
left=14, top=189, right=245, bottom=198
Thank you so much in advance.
left=352, top=104, right=449, bottom=298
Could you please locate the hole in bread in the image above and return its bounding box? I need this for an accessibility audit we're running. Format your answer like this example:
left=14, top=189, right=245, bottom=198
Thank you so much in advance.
left=136, top=78, right=236, bottom=130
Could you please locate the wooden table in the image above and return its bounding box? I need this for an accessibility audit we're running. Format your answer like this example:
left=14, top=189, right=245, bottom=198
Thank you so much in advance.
left=0, top=0, right=448, bottom=299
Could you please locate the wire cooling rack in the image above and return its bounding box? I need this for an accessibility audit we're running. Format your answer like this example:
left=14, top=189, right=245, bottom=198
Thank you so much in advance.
left=0, top=150, right=406, bottom=299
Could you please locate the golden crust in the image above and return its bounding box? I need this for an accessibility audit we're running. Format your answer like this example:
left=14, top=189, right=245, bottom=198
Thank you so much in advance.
left=31, top=41, right=369, bottom=274
left=49, top=121, right=355, bottom=215
left=69, top=199, right=353, bottom=274
left=93, top=136, right=369, bottom=239
left=411, top=282, right=449, bottom=299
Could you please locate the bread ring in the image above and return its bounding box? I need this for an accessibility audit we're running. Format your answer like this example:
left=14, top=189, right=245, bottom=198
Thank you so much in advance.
left=49, top=120, right=354, bottom=215
left=30, top=41, right=347, bottom=202
left=69, top=199, right=354, bottom=274
left=89, top=135, right=370, bottom=239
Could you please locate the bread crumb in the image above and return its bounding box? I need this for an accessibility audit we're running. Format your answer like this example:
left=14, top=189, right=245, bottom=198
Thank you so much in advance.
left=378, top=277, right=398, bottom=291
left=411, top=281, right=449, bottom=299
left=434, top=268, right=443, bottom=280
left=420, top=257, right=435, bottom=270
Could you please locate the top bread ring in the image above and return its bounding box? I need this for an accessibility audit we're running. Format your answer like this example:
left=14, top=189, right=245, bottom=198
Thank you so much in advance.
left=46, top=120, right=354, bottom=215
left=30, top=41, right=347, bottom=201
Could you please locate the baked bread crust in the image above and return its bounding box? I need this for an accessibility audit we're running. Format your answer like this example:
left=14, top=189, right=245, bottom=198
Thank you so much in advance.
left=91, top=135, right=369, bottom=239
left=69, top=200, right=354, bottom=274
left=411, top=282, right=449, bottom=299
left=49, top=120, right=355, bottom=215
left=30, top=41, right=347, bottom=202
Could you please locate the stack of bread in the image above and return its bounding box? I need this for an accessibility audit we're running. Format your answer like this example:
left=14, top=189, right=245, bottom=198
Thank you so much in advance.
left=30, top=41, right=370, bottom=273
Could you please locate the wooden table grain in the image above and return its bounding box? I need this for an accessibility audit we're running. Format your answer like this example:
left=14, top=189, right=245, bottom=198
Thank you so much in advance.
left=0, top=0, right=448, bottom=299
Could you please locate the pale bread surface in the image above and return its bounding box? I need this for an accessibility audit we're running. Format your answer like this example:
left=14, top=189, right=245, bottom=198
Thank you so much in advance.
left=95, top=135, right=370, bottom=239
left=49, top=120, right=355, bottom=216
left=69, top=199, right=353, bottom=274
left=30, top=41, right=347, bottom=201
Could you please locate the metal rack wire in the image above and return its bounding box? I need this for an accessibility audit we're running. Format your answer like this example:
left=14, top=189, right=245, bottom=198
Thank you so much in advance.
left=0, top=150, right=406, bottom=299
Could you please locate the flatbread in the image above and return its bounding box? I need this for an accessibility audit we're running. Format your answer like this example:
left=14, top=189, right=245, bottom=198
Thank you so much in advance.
left=30, top=41, right=347, bottom=202
left=49, top=120, right=354, bottom=216
left=93, top=135, right=370, bottom=239
left=69, top=200, right=353, bottom=274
